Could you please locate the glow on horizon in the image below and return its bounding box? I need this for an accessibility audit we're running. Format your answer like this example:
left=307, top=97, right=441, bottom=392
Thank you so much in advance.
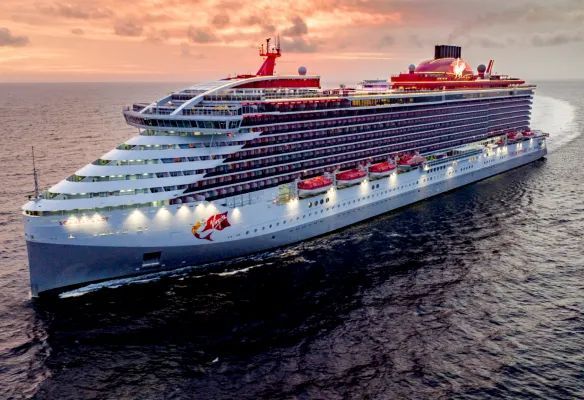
left=0, top=0, right=582, bottom=82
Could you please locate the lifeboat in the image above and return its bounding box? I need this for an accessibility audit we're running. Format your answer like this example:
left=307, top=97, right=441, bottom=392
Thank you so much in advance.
left=368, top=161, right=396, bottom=179
left=297, top=176, right=333, bottom=197
left=507, top=131, right=523, bottom=142
left=398, top=154, right=426, bottom=169
left=523, top=130, right=535, bottom=138
left=336, top=169, right=367, bottom=186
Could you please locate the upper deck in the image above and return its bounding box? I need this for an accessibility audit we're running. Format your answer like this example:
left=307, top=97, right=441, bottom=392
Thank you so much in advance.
left=123, top=43, right=530, bottom=125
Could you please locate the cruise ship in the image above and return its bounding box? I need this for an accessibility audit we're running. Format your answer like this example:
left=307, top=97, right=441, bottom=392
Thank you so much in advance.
left=22, top=40, right=548, bottom=296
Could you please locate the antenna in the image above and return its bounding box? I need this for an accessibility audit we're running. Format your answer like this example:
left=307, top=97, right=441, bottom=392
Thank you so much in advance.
left=32, top=146, right=40, bottom=199
left=486, top=59, right=494, bottom=75
left=256, top=36, right=282, bottom=76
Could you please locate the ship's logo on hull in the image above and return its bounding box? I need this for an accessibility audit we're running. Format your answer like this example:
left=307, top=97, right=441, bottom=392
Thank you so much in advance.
left=191, top=212, right=230, bottom=241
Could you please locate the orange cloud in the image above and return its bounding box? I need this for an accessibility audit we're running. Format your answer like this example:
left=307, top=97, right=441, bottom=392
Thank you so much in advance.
left=0, top=0, right=581, bottom=81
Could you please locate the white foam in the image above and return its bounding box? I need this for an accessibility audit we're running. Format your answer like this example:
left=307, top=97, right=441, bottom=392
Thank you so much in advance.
left=58, top=267, right=194, bottom=298
left=58, top=262, right=261, bottom=298
left=531, top=95, right=578, bottom=152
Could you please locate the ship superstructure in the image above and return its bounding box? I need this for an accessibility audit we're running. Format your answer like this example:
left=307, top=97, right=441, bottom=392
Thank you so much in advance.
left=22, top=42, right=547, bottom=296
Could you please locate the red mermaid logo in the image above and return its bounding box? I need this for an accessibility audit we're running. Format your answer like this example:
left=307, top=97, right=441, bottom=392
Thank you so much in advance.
left=191, top=212, right=231, bottom=241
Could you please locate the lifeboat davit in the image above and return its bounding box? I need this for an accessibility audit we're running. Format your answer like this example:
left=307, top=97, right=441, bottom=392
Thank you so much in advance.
left=368, top=161, right=396, bottom=178
left=297, top=176, right=333, bottom=197
left=398, top=154, right=426, bottom=169
left=336, top=169, right=367, bottom=186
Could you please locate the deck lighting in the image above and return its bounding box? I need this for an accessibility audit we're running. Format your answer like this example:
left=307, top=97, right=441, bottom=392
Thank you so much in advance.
left=154, top=207, right=171, bottom=224
left=126, top=209, right=147, bottom=227
left=287, top=197, right=299, bottom=212
left=177, top=204, right=191, bottom=221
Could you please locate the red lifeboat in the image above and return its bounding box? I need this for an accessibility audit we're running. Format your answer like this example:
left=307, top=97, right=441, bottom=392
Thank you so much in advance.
left=507, top=131, right=523, bottom=142
left=398, top=154, right=426, bottom=169
left=297, top=176, right=333, bottom=198
left=368, top=161, right=396, bottom=178
left=336, top=169, right=367, bottom=186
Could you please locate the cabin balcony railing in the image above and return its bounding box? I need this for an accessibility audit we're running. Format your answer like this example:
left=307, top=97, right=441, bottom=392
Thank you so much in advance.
left=240, top=96, right=531, bottom=126
left=185, top=130, right=514, bottom=201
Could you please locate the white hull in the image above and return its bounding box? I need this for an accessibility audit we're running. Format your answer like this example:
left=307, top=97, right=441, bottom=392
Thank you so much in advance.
left=24, top=139, right=546, bottom=296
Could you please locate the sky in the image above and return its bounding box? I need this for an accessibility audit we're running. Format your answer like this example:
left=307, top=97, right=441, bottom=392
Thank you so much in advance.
left=0, top=0, right=583, bottom=83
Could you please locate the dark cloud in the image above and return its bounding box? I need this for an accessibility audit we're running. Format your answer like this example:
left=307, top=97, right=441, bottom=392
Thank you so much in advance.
left=145, top=29, right=169, bottom=43
left=0, top=27, right=29, bottom=47
left=187, top=26, right=217, bottom=43
left=531, top=31, right=584, bottom=47
left=141, top=13, right=172, bottom=23
left=180, top=42, right=205, bottom=58
left=464, top=36, right=509, bottom=49
left=282, top=37, right=317, bottom=53
left=378, top=35, right=395, bottom=47
left=241, top=15, right=275, bottom=34
left=280, top=15, right=312, bottom=51
left=211, top=13, right=230, bottom=28
left=40, top=2, right=112, bottom=19
left=408, top=34, right=425, bottom=48
left=216, top=0, right=243, bottom=10
left=283, top=16, right=308, bottom=37
left=242, top=15, right=262, bottom=25
left=114, top=18, right=143, bottom=37
left=71, top=28, right=84, bottom=35
left=447, top=2, right=582, bottom=41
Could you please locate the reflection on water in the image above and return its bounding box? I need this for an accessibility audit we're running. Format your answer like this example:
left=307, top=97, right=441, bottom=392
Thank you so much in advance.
left=0, top=82, right=582, bottom=399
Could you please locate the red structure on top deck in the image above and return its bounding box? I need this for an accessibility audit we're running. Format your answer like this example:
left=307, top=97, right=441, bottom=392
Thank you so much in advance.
left=391, top=45, right=524, bottom=90
left=227, top=37, right=321, bottom=89
left=256, top=37, right=281, bottom=76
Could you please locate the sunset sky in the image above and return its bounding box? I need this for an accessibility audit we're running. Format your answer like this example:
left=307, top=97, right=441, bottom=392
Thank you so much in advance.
left=0, top=0, right=583, bottom=83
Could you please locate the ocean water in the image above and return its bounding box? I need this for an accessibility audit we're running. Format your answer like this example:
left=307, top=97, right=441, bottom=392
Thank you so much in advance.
left=0, top=81, right=582, bottom=399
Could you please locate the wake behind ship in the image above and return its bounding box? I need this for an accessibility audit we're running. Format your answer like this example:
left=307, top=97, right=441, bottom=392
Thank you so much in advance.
left=22, top=40, right=547, bottom=296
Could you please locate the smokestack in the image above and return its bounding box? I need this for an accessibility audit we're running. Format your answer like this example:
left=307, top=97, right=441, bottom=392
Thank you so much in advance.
left=434, top=45, right=462, bottom=59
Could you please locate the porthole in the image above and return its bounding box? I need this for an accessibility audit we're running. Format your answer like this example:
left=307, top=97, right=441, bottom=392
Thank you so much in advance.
left=320, top=199, right=324, bottom=205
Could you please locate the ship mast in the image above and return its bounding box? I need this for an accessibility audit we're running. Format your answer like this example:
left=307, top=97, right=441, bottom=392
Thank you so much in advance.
left=32, top=146, right=40, bottom=200
left=256, top=36, right=281, bottom=76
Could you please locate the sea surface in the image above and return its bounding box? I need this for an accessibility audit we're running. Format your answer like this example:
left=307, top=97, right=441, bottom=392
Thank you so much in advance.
left=0, top=81, right=582, bottom=399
